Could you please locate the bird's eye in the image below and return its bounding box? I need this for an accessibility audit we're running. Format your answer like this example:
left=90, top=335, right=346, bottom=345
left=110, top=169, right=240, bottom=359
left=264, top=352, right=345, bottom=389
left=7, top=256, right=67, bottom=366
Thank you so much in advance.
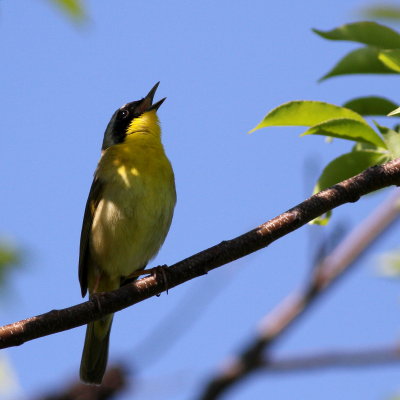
left=120, top=110, right=129, bottom=119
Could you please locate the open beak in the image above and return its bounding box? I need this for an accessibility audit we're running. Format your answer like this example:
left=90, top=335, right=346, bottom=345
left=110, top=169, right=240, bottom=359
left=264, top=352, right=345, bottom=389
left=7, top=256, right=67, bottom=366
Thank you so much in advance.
left=141, top=82, right=166, bottom=112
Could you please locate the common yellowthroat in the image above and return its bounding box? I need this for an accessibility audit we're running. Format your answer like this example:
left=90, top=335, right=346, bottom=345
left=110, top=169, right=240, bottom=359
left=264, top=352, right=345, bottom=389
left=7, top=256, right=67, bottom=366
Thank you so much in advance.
left=79, top=82, right=176, bottom=384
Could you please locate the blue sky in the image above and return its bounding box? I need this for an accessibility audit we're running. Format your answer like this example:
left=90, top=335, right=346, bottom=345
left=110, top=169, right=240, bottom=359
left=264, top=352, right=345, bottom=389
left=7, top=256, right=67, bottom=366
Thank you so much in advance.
left=1, top=0, right=400, bottom=399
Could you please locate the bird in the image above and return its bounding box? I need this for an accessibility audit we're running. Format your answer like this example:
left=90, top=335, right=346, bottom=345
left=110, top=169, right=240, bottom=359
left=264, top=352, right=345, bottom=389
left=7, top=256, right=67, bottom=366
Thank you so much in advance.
left=78, top=82, right=176, bottom=384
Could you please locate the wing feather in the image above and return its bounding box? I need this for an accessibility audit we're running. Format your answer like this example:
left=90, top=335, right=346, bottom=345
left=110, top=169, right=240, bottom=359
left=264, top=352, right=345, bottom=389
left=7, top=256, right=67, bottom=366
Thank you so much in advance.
left=79, top=177, right=104, bottom=297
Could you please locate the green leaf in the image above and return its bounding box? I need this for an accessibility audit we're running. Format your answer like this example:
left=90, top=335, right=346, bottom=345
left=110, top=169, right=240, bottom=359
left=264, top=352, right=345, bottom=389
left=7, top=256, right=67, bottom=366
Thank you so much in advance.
left=249, top=101, right=366, bottom=133
left=313, top=21, right=400, bottom=49
left=0, top=243, right=20, bottom=288
left=314, top=150, right=390, bottom=194
left=343, top=96, right=399, bottom=117
left=378, top=250, right=400, bottom=277
left=301, top=118, right=387, bottom=148
left=0, top=247, right=18, bottom=267
left=320, top=47, right=395, bottom=81
left=311, top=211, right=332, bottom=226
left=360, top=6, right=400, bottom=21
left=379, top=49, right=400, bottom=72
left=352, top=141, right=381, bottom=152
left=374, top=122, right=400, bottom=158
left=49, top=0, right=85, bottom=21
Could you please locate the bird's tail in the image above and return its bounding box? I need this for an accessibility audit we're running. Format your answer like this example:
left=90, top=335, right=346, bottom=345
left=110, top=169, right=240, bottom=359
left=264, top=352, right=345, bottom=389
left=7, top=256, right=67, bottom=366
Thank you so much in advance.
left=80, top=314, right=114, bottom=384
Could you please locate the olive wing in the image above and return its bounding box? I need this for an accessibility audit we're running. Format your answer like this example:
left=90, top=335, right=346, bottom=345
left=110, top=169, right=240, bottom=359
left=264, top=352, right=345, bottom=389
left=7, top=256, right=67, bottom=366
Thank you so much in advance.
left=78, top=177, right=104, bottom=297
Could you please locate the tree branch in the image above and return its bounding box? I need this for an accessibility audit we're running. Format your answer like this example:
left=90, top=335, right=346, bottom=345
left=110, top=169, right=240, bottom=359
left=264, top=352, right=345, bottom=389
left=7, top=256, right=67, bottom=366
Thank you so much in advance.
left=263, top=345, right=400, bottom=373
left=36, top=365, right=127, bottom=400
left=1, top=158, right=400, bottom=349
left=197, top=188, right=400, bottom=400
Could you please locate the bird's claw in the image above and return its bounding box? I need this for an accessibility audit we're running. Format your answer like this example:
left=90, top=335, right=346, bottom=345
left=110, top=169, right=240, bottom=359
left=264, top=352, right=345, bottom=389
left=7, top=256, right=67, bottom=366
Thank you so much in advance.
left=150, top=265, right=169, bottom=295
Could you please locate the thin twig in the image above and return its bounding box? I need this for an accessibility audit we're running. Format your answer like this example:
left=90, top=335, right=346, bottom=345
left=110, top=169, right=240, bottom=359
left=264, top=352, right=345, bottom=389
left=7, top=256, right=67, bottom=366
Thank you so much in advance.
left=197, top=189, right=400, bottom=400
left=1, top=159, right=400, bottom=349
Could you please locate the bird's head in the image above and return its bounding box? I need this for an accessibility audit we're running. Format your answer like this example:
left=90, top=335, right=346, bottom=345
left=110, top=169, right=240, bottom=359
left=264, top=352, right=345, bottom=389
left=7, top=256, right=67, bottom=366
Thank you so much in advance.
left=102, top=82, right=166, bottom=150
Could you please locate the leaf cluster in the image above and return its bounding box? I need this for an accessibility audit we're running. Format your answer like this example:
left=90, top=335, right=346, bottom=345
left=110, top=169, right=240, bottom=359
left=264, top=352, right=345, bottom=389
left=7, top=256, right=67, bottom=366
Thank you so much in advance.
left=250, top=21, right=400, bottom=224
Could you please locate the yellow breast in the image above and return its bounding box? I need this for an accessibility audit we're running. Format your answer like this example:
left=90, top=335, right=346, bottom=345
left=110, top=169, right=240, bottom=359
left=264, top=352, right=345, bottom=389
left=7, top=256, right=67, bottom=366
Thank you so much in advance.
left=90, top=129, right=176, bottom=279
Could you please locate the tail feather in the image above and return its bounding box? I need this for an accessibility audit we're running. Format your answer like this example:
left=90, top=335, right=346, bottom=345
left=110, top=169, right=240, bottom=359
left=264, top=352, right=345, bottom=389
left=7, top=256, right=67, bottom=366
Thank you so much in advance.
left=80, top=314, right=113, bottom=385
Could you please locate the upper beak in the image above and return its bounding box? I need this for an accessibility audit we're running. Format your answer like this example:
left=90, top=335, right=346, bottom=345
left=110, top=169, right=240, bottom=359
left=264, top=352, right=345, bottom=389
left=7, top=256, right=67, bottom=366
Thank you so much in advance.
left=141, top=82, right=166, bottom=112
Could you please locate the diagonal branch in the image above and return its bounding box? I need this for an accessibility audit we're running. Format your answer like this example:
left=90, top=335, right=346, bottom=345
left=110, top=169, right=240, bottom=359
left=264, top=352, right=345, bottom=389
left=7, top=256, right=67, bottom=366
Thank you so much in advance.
left=197, top=188, right=400, bottom=400
left=1, top=158, right=400, bottom=349
left=262, top=345, right=400, bottom=373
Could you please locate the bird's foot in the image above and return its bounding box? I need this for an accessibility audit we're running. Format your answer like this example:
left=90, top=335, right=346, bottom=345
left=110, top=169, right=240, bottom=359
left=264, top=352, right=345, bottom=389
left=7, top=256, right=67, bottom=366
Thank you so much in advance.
left=124, top=265, right=170, bottom=294
left=149, top=265, right=170, bottom=295
left=89, top=292, right=103, bottom=313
